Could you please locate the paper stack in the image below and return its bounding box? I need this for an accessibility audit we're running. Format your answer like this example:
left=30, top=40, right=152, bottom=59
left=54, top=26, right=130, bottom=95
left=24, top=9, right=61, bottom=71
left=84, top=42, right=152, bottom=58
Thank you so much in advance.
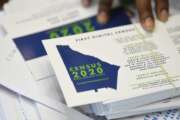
left=1, top=0, right=180, bottom=120
left=43, top=12, right=180, bottom=120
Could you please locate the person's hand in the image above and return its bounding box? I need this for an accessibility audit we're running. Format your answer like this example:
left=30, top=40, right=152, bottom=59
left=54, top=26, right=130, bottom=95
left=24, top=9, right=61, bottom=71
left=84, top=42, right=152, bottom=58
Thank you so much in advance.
left=82, top=0, right=169, bottom=31
left=0, top=0, right=9, bottom=9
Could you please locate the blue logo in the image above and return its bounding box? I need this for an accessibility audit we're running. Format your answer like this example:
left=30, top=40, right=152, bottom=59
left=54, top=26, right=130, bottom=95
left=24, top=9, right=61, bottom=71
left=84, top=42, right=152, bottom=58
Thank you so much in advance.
left=57, top=45, right=120, bottom=92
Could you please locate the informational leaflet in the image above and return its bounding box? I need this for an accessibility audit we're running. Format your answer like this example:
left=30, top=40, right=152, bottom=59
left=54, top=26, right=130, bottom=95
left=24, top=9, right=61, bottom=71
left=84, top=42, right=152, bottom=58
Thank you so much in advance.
left=43, top=22, right=180, bottom=107
left=2, top=3, right=130, bottom=102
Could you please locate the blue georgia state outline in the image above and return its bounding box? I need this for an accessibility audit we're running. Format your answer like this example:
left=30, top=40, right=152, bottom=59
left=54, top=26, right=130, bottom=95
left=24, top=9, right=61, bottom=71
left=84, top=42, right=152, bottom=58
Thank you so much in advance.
left=57, top=45, right=120, bottom=93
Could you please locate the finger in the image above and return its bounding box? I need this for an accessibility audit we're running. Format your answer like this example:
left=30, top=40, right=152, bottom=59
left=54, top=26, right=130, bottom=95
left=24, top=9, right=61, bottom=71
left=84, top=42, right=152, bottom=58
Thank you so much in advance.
left=0, top=0, right=8, bottom=9
left=82, top=0, right=92, bottom=7
left=155, top=0, right=169, bottom=22
left=136, top=0, right=154, bottom=31
left=97, top=0, right=113, bottom=24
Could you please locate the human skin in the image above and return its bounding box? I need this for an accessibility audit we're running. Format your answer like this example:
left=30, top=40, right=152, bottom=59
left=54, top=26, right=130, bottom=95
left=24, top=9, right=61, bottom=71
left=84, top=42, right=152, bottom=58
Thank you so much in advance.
left=0, top=0, right=9, bottom=9
left=82, top=0, right=169, bottom=31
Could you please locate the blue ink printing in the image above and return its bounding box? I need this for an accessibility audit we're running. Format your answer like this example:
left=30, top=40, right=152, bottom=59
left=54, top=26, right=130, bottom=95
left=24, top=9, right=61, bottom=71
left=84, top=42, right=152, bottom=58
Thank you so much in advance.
left=57, top=45, right=120, bottom=92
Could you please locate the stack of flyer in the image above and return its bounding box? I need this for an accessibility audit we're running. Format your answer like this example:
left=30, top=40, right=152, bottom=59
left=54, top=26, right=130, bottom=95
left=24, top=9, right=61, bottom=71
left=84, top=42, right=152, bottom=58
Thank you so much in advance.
left=43, top=14, right=180, bottom=120
left=1, top=0, right=180, bottom=119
